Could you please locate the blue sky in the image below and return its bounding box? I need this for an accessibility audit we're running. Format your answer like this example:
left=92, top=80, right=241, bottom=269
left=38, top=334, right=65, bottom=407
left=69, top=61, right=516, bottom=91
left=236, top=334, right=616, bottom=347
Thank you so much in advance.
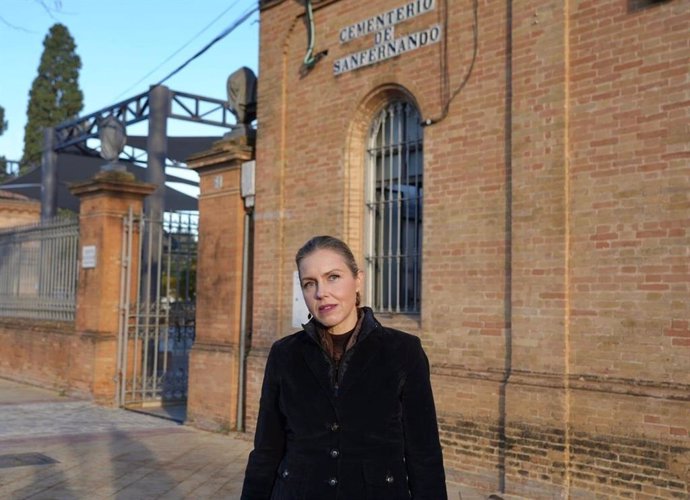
left=0, top=0, right=259, bottom=164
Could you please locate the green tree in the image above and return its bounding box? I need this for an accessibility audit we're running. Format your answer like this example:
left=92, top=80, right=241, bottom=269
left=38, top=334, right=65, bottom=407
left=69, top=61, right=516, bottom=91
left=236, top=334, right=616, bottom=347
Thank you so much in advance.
left=21, top=23, right=83, bottom=172
left=0, top=105, right=6, bottom=135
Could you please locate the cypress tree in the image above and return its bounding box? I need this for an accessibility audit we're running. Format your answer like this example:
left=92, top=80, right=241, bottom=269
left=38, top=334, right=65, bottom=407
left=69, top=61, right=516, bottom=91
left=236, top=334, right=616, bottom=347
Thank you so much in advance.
left=0, top=105, right=6, bottom=135
left=0, top=105, right=6, bottom=179
left=21, top=23, right=83, bottom=172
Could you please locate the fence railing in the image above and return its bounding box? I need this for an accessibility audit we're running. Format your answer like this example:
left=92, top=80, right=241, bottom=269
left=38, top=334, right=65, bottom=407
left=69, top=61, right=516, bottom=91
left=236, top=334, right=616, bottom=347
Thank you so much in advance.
left=0, top=217, right=80, bottom=321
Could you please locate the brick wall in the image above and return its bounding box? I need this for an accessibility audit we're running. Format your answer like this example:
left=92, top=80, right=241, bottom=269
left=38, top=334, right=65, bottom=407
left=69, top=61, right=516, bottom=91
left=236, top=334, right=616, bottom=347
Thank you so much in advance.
left=247, top=0, right=690, bottom=497
left=0, top=319, right=94, bottom=398
left=0, top=191, right=40, bottom=229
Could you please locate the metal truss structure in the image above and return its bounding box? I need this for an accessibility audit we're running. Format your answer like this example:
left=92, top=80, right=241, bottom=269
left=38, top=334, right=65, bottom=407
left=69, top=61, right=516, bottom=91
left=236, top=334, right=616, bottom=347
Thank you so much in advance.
left=39, top=85, right=239, bottom=220
left=54, top=89, right=235, bottom=157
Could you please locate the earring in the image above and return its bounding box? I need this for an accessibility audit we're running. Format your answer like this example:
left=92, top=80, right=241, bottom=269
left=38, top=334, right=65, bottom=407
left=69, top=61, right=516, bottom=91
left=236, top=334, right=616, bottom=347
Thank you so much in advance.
left=307, top=312, right=313, bottom=320
left=356, top=291, right=361, bottom=307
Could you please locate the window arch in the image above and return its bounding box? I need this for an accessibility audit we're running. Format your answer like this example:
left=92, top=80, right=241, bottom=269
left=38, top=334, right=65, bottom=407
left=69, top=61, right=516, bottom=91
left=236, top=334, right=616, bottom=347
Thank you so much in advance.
left=365, top=100, right=423, bottom=314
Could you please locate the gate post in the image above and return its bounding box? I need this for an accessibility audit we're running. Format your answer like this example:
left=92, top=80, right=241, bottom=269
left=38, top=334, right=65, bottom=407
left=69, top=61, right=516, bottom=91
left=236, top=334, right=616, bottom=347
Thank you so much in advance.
left=186, top=134, right=254, bottom=431
left=69, top=171, right=155, bottom=404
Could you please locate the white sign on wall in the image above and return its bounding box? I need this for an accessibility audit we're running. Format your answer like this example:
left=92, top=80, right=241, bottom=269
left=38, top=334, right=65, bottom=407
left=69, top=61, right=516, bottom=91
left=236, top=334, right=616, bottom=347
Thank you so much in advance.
left=292, top=271, right=310, bottom=328
left=333, top=0, right=441, bottom=75
left=81, top=245, right=97, bottom=269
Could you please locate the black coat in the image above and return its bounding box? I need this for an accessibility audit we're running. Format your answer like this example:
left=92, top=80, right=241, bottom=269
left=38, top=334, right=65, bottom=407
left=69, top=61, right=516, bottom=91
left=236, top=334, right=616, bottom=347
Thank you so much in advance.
left=241, top=308, right=447, bottom=500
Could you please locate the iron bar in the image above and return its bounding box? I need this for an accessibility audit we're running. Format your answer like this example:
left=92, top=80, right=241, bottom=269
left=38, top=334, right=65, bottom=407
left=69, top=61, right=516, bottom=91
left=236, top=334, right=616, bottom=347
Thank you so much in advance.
left=387, top=105, right=394, bottom=311
left=116, top=209, right=130, bottom=406
left=162, top=218, right=172, bottom=387
left=141, top=215, right=155, bottom=401
left=122, top=212, right=134, bottom=404
left=151, top=216, right=165, bottom=400
left=395, top=103, right=403, bottom=313
left=377, top=109, right=385, bottom=311
left=0, top=218, right=78, bottom=321
left=131, top=213, right=144, bottom=402
left=404, top=106, right=411, bottom=311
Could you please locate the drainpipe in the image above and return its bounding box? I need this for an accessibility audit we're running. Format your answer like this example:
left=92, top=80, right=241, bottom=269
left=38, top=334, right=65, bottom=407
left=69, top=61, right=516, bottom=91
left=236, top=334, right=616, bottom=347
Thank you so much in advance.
left=237, top=160, right=255, bottom=432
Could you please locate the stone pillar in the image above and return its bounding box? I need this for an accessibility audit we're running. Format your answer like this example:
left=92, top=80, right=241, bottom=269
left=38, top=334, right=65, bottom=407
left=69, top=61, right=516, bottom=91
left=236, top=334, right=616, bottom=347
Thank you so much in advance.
left=186, top=136, right=253, bottom=431
left=70, top=171, right=155, bottom=404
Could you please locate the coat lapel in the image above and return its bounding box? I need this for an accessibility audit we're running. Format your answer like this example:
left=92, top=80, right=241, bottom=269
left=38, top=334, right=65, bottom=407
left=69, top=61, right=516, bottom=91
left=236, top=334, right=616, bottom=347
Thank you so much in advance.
left=337, top=328, right=384, bottom=397
left=300, top=337, right=335, bottom=399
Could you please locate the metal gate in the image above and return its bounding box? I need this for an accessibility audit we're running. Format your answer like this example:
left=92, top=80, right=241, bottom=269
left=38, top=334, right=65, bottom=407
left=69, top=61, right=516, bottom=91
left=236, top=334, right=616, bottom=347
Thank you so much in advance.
left=116, top=209, right=198, bottom=413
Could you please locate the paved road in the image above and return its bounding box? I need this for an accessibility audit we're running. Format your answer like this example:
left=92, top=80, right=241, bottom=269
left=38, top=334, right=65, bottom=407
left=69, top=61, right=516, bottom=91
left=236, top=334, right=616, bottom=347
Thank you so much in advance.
left=0, top=378, right=253, bottom=500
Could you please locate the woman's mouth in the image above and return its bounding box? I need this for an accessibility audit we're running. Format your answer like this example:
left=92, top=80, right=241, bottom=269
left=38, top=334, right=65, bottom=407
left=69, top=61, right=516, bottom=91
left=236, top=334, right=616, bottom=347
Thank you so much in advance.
left=318, top=304, right=337, bottom=313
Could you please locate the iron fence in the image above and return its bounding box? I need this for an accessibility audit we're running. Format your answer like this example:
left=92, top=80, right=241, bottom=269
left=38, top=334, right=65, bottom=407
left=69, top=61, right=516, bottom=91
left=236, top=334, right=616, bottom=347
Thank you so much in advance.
left=0, top=218, right=79, bottom=321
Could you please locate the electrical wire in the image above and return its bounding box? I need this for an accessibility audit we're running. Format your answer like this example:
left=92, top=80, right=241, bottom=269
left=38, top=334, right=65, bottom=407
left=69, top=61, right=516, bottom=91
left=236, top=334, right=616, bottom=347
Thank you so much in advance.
left=156, top=4, right=258, bottom=87
left=0, top=15, right=36, bottom=33
left=112, top=0, right=246, bottom=101
left=35, top=0, right=60, bottom=21
left=422, top=0, right=479, bottom=127
left=303, top=0, right=316, bottom=67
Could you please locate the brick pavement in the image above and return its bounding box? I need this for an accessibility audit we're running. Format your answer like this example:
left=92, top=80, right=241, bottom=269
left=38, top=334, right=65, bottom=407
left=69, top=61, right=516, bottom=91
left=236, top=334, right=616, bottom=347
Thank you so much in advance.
left=0, top=378, right=253, bottom=500
left=0, top=378, right=496, bottom=500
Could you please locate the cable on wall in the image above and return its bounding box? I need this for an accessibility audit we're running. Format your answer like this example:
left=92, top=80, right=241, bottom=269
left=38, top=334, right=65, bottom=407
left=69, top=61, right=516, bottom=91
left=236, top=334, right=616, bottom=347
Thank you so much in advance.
left=421, top=0, right=478, bottom=127
left=299, top=0, right=328, bottom=76
left=303, top=0, right=317, bottom=66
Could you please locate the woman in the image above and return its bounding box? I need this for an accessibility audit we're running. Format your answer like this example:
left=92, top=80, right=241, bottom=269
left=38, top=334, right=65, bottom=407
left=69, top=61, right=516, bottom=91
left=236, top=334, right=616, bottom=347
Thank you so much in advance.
left=241, top=236, right=447, bottom=500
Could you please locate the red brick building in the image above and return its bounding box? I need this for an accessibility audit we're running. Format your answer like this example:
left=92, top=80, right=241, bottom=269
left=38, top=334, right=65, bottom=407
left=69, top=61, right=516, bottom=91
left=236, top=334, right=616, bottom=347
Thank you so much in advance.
left=242, top=0, right=689, bottom=497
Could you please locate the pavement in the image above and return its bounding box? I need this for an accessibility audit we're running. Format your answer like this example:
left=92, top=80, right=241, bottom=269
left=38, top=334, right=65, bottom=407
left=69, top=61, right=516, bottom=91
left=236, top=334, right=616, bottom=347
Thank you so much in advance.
left=0, top=378, right=253, bottom=500
left=0, top=378, right=495, bottom=500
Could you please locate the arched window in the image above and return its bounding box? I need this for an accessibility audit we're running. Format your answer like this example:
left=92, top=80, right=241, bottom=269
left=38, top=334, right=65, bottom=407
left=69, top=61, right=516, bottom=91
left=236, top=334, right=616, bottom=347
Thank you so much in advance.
left=365, top=100, right=423, bottom=314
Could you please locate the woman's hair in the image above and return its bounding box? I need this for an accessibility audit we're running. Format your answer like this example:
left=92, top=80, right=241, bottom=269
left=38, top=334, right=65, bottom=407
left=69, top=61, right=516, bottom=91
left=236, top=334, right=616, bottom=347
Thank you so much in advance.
left=295, top=235, right=360, bottom=277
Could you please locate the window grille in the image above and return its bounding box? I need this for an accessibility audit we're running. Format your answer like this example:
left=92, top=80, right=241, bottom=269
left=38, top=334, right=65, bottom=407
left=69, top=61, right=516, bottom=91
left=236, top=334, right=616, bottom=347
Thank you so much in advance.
left=365, top=100, right=423, bottom=314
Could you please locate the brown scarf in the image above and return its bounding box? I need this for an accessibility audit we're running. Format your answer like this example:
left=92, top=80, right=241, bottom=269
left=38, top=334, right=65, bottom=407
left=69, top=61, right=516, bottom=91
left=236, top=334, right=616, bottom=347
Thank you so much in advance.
left=318, top=308, right=364, bottom=365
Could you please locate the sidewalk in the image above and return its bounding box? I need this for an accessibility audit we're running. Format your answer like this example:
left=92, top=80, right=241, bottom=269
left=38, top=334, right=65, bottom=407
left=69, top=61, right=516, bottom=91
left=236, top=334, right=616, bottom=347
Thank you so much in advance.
left=0, top=378, right=495, bottom=500
left=0, top=378, right=253, bottom=499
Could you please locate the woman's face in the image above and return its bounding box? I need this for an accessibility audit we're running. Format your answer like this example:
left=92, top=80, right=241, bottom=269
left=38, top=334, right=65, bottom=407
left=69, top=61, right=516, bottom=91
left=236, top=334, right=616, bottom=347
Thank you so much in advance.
left=299, top=248, right=362, bottom=335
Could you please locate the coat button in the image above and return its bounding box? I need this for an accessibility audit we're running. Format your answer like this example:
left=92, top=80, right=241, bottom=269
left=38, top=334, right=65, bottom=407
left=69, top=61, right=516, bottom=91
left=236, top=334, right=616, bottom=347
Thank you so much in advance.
left=328, top=477, right=338, bottom=486
left=330, top=422, right=340, bottom=431
left=329, top=449, right=339, bottom=458
left=385, top=474, right=394, bottom=484
left=281, top=470, right=289, bottom=478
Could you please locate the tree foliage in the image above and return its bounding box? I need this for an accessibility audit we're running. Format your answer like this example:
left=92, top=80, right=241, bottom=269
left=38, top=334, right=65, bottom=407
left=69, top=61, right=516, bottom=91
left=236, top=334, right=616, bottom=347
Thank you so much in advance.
left=0, top=105, right=6, bottom=179
left=0, top=105, right=6, bottom=135
left=21, top=23, right=83, bottom=171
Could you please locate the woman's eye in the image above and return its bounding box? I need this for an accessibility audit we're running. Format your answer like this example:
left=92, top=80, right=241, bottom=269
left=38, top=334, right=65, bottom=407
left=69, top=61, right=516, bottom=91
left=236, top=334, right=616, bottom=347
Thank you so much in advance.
left=328, top=274, right=340, bottom=281
left=302, top=281, right=314, bottom=289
